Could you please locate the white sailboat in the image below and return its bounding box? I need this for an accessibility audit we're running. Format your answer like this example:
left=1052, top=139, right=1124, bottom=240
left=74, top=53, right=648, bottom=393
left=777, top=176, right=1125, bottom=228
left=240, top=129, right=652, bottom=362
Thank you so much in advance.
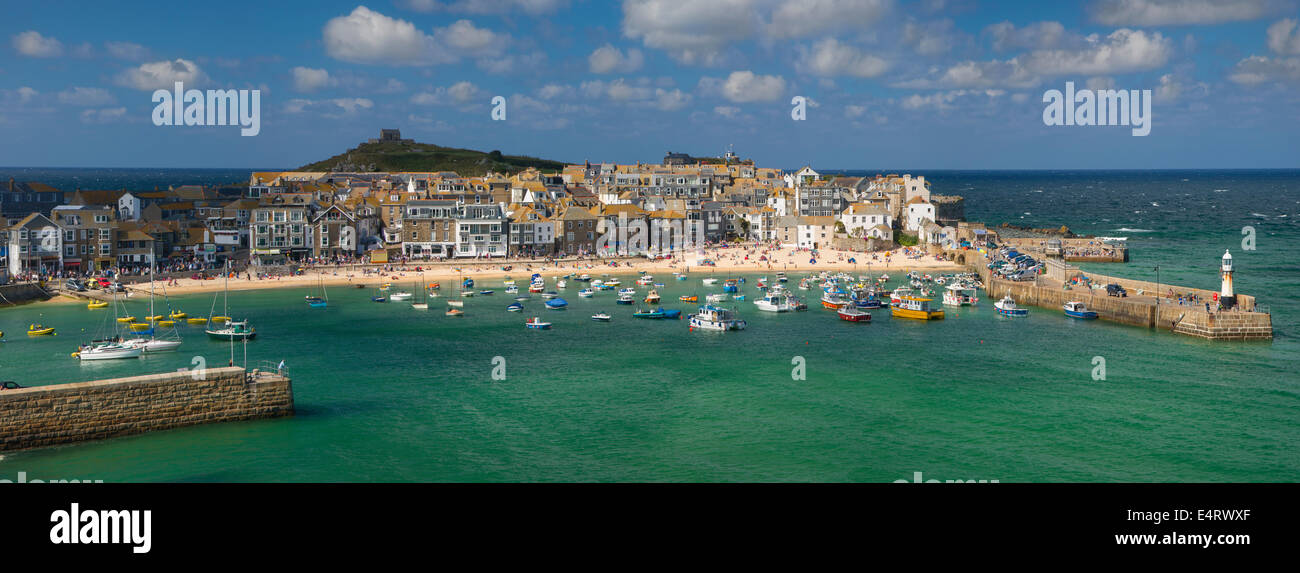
left=123, top=252, right=181, bottom=353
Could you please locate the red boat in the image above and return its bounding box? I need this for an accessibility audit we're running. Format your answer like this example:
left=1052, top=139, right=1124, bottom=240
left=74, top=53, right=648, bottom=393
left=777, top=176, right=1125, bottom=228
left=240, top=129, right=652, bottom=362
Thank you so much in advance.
left=837, top=305, right=871, bottom=322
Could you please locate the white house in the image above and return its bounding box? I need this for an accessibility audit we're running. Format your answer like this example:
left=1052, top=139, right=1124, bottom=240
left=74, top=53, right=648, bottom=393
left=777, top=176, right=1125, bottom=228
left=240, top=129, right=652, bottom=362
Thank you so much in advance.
left=796, top=216, right=835, bottom=250
left=118, top=192, right=143, bottom=221
left=839, top=203, right=894, bottom=241
left=905, top=196, right=936, bottom=233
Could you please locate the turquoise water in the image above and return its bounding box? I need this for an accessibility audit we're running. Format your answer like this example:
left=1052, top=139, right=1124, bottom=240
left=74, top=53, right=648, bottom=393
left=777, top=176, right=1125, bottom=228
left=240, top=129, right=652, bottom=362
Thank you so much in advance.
left=1, top=170, right=1296, bottom=482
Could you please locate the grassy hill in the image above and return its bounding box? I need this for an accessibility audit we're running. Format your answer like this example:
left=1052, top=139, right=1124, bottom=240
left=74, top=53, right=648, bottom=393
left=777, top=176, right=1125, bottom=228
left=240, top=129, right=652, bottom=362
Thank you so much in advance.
left=297, top=140, right=568, bottom=175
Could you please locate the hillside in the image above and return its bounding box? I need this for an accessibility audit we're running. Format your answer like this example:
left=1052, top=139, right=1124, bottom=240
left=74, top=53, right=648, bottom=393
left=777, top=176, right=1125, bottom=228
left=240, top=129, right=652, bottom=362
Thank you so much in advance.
left=297, top=140, right=568, bottom=175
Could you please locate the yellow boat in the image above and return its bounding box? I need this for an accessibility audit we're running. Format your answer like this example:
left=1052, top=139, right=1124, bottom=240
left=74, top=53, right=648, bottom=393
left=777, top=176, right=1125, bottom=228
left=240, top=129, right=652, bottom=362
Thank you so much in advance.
left=211, top=316, right=231, bottom=324
left=146, top=315, right=165, bottom=321
left=87, top=301, right=109, bottom=309
left=169, top=311, right=187, bottom=319
left=158, top=320, right=176, bottom=327
left=128, top=322, right=152, bottom=331
left=117, top=316, right=136, bottom=323
left=187, top=317, right=209, bottom=325
left=27, top=324, right=56, bottom=336
left=890, top=296, right=945, bottom=320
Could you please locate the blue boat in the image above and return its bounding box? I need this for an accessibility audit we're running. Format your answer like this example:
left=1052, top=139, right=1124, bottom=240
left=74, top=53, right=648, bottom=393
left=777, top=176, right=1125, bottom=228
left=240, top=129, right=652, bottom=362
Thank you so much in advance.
left=1063, top=301, right=1098, bottom=319
left=463, top=278, right=474, bottom=289
left=661, top=308, right=682, bottom=319
left=479, top=290, right=494, bottom=295
left=506, top=302, right=523, bottom=312
left=994, top=295, right=1028, bottom=316
left=371, top=295, right=386, bottom=303
left=306, top=296, right=327, bottom=308
left=544, top=297, right=568, bottom=310
left=633, top=308, right=665, bottom=319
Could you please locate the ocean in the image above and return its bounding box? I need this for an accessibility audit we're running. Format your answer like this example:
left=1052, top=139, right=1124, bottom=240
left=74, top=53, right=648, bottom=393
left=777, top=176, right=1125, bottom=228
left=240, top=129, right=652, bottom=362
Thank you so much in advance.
left=0, top=169, right=1296, bottom=482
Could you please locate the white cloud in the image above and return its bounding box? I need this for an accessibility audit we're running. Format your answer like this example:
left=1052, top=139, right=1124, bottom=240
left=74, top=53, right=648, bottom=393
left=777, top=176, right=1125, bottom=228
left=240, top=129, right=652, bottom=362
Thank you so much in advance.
left=895, top=58, right=1039, bottom=89
left=985, top=21, right=1070, bottom=52
left=1229, top=54, right=1300, bottom=85
left=1022, top=29, right=1171, bottom=75
left=115, top=59, right=207, bottom=91
left=323, top=6, right=450, bottom=66
left=411, top=81, right=481, bottom=105
left=537, top=84, right=575, bottom=100
left=589, top=44, right=644, bottom=74
left=796, top=38, right=889, bottom=78
left=1267, top=18, right=1300, bottom=55
left=699, top=70, right=787, bottom=103
left=12, top=30, right=63, bottom=57
left=714, top=105, right=741, bottom=118
left=401, top=0, right=567, bottom=15
left=477, top=51, right=546, bottom=74
left=291, top=67, right=335, bottom=92
left=651, top=88, right=691, bottom=110
left=900, top=89, right=1004, bottom=111
left=1086, top=76, right=1116, bottom=90
left=902, top=19, right=958, bottom=56
left=57, top=87, right=117, bottom=106
left=79, top=107, right=127, bottom=124
left=105, top=41, right=150, bottom=61
left=285, top=98, right=374, bottom=115
left=1089, top=0, right=1283, bottom=26
left=622, top=0, right=758, bottom=65
left=766, top=0, right=891, bottom=39
left=435, top=19, right=508, bottom=57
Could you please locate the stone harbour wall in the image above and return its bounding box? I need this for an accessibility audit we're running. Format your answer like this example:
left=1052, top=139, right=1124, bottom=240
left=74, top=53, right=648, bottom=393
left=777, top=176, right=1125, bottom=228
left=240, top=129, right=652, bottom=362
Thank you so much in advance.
left=0, top=367, right=293, bottom=452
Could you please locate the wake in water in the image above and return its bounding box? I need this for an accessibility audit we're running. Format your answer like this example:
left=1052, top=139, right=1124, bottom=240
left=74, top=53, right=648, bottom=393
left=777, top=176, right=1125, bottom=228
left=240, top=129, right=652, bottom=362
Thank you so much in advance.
left=1113, top=228, right=1155, bottom=232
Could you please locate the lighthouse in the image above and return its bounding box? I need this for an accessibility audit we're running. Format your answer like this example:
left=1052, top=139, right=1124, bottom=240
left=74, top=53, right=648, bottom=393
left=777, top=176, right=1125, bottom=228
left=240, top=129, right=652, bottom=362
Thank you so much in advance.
left=1220, top=249, right=1236, bottom=310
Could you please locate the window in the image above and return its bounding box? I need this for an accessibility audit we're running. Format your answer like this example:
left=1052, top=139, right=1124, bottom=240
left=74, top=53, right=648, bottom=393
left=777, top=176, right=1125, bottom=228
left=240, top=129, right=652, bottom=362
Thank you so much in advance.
left=100, top=244, right=110, bottom=254
left=321, top=234, right=329, bottom=246
left=256, top=212, right=268, bottom=222
left=65, top=230, right=75, bottom=241
left=273, top=212, right=286, bottom=222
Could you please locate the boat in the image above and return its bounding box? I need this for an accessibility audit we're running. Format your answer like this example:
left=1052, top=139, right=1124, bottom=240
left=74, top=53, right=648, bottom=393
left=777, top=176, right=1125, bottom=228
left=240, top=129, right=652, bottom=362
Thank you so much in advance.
left=1063, top=301, right=1098, bottom=319
left=591, top=313, right=612, bottom=322
left=27, top=324, right=56, bottom=336
left=942, top=285, right=978, bottom=307
left=617, top=293, right=635, bottom=305
left=460, top=290, right=475, bottom=298
left=505, top=285, right=519, bottom=294
left=447, top=299, right=464, bottom=308
left=576, top=273, right=592, bottom=282
left=633, top=307, right=665, bottom=319
left=891, top=296, right=945, bottom=320
left=618, top=288, right=636, bottom=296
left=636, top=276, right=654, bottom=285
left=688, top=305, right=747, bottom=331
left=87, top=300, right=109, bottom=309
left=544, top=297, right=568, bottom=310
left=722, top=279, right=739, bottom=293
left=124, top=254, right=184, bottom=352
left=168, top=311, right=187, bottom=320
left=513, top=296, right=530, bottom=302
left=75, top=342, right=142, bottom=361
left=675, top=275, right=687, bottom=281
left=644, top=289, right=661, bottom=304
left=661, top=308, right=682, bottom=320
left=206, top=319, right=257, bottom=340
left=837, top=305, right=871, bottom=322
left=889, top=287, right=914, bottom=306
left=306, top=276, right=330, bottom=308
left=463, top=278, right=474, bottom=289
left=371, top=294, right=387, bottom=303
left=821, top=290, right=849, bottom=309
left=526, top=317, right=552, bottom=330
left=702, top=278, right=718, bottom=286
left=604, top=278, right=621, bottom=287
left=556, top=280, right=567, bottom=289
left=777, top=272, right=788, bottom=283
left=187, top=317, right=209, bottom=325
left=797, top=278, right=811, bottom=290
left=994, top=295, right=1028, bottom=317
left=506, top=302, right=524, bottom=312
left=127, top=322, right=151, bottom=331
left=706, top=293, right=726, bottom=303
left=478, top=290, right=494, bottom=296
left=679, top=295, right=698, bottom=303
left=411, top=280, right=429, bottom=310
left=389, top=291, right=413, bottom=301
left=541, top=291, right=559, bottom=299
left=446, top=308, right=464, bottom=317
left=578, top=289, right=594, bottom=298
left=754, top=291, right=796, bottom=312
left=116, top=316, right=136, bottom=323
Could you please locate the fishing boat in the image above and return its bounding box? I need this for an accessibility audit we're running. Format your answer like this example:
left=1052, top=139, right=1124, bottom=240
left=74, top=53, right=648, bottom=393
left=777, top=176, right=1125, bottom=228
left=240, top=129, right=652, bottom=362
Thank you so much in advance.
left=618, top=288, right=636, bottom=296
left=578, top=289, right=594, bottom=298
left=604, top=278, right=621, bottom=287
left=777, top=272, right=788, bottom=283
left=837, top=305, right=871, bottom=322
left=821, top=290, right=849, bottom=309
left=525, top=317, right=552, bottom=330
left=644, top=289, right=661, bottom=304
left=942, top=285, right=978, bottom=307
left=617, top=293, right=635, bottom=305
left=544, top=297, right=568, bottom=310
left=591, top=313, right=612, bottom=322
left=688, top=305, right=747, bottom=331
left=87, top=300, right=109, bottom=309
left=994, top=295, right=1029, bottom=317
left=75, top=341, right=142, bottom=361
left=706, top=293, right=726, bottom=304
left=505, top=285, right=519, bottom=294
left=662, top=309, right=682, bottom=320
left=446, top=308, right=464, bottom=317
left=722, top=279, right=739, bottom=293
left=633, top=307, right=665, bottom=319
left=889, top=287, right=914, bottom=306
left=679, top=295, right=698, bottom=303
left=576, top=273, right=592, bottom=282
left=1063, top=301, right=1098, bottom=319
left=506, top=302, right=524, bottom=312
left=754, top=291, right=796, bottom=312
left=636, top=276, right=654, bottom=285
left=891, top=296, right=945, bottom=320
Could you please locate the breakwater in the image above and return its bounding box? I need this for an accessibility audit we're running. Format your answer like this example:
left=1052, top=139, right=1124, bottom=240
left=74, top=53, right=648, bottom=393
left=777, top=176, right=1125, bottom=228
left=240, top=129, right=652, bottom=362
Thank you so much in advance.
left=0, top=282, right=54, bottom=306
left=0, top=367, right=293, bottom=452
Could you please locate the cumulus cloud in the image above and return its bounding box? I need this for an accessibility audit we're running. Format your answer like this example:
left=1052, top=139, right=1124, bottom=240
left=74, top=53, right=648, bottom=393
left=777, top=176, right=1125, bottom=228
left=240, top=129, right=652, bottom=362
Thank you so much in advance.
left=12, top=30, right=63, bottom=57
left=435, top=19, right=508, bottom=57
left=1089, top=0, right=1284, bottom=26
left=291, top=67, right=335, bottom=92
left=285, top=98, right=374, bottom=116
left=589, top=44, right=644, bottom=74
left=323, top=6, right=450, bottom=66
left=1267, top=18, right=1300, bottom=55
left=894, top=58, right=1038, bottom=89
left=115, top=58, right=207, bottom=90
left=796, top=38, right=889, bottom=78
left=57, top=87, right=117, bottom=106
left=714, top=105, right=742, bottom=118
left=622, top=0, right=757, bottom=65
left=698, top=70, right=786, bottom=103
left=900, top=89, right=1004, bottom=111
left=79, top=107, right=127, bottom=124
left=1229, top=54, right=1300, bottom=85
left=411, top=81, right=481, bottom=105
left=1021, top=29, right=1171, bottom=75
left=401, top=0, right=567, bottom=15
left=536, top=84, right=575, bottom=100
left=766, top=0, right=891, bottom=39
left=985, top=21, right=1070, bottom=52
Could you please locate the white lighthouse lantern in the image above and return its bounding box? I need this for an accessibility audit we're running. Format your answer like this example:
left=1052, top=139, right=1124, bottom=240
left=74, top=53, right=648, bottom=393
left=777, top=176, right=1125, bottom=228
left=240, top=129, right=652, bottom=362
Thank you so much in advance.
left=1221, top=249, right=1233, bottom=272
left=1220, top=249, right=1235, bottom=308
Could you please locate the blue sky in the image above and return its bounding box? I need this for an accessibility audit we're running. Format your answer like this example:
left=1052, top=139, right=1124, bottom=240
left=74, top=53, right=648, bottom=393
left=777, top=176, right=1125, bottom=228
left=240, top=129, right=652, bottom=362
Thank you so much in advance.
left=2, top=0, right=1299, bottom=169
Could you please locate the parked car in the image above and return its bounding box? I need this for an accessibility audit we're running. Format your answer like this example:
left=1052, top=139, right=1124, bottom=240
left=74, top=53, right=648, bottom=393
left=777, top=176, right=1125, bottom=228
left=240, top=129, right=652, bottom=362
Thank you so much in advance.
left=64, top=279, right=87, bottom=292
left=95, top=277, right=113, bottom=289
left=1106, top=284, right=1127, bottom=297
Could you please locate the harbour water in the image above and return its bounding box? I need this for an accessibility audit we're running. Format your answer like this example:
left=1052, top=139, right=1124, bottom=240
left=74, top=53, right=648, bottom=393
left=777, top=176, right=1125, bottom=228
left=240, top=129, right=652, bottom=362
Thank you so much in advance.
left=0, top=169, right=1296, bottom=482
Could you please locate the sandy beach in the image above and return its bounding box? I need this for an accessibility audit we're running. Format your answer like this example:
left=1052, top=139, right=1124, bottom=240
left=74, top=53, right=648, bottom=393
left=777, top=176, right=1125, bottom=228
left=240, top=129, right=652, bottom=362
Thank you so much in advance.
left=43, top=245, right=966, bottom=304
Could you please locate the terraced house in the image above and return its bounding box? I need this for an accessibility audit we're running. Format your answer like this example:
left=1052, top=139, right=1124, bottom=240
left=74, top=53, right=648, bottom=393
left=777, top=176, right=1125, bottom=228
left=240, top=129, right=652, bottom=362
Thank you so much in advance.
left=251, top=193, right=314, bottom=263
left=51, top=204, right=117, bottom=271
left=402, top=199, right=458, bottom=259
left=455, top=203, right=507, bottom=258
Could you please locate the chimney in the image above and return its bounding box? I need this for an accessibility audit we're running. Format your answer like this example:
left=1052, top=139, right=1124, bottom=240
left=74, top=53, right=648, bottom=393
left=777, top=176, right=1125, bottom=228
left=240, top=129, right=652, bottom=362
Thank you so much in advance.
left=7, top=177, right=13, bottom=192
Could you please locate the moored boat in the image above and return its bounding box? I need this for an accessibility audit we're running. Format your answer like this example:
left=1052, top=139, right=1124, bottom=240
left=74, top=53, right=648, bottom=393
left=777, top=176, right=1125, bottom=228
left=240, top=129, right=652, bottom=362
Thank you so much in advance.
left=1063, top=301, right=1097, bottom=319
left=578, top=289, right=594, bottom=298
left=591, top=313, right=612, bottom=322
left=205, top=319, right=257, bottom=340
left=617, top=293, right=635, bottom=305
left=544, top=297, right=568, bottom=310
left=891, top=296, right=945, bottom=320
left=507, top=302, right=524, bottom=312
left=837, top=305, right=871, bottom=322
left=994, top=295, right=1028, bottom=317
left=525, top=317, right=552, bottom=329
left=688, top=304, right=746, bottom=331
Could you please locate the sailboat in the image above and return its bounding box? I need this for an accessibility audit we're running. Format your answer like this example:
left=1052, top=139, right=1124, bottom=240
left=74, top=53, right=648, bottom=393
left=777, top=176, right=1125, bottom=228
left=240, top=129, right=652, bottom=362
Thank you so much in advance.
left=306, top=274, right=328, bottom=308
left=73, top=291, right=143, bottom=361
left=411, top=279, right=428, bottom=310
left=206, top=260, right=257, bottom=340
left=122, top=253, right=181, bottom=353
